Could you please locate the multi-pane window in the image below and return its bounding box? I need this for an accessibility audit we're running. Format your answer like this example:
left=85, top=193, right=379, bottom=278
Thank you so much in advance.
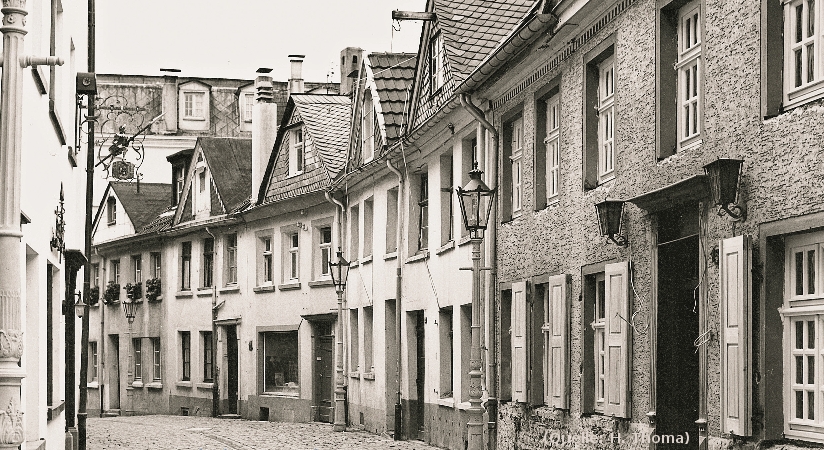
left=598, top=57, right=616, bottom=182
left=350, top=205, right=360, bottom=260
left=288, top=232, right=299, bottom=281
left=181, top=241, right=192, bottom=291
left=289, top=128, right=304, bottom=175
left=418, top=173, right=429, bottom=251
left=430, top=32, right=445, bottom=93
left=364, top=199, right=374, bottom=257
left=386, top=187, right=399, bottom=253
left=152, top=338, right=162, bottom=381
left=111, top=259, right=120, bottom=285
left=545, top=95, right=561, bottom=201
left=174, top=166, right=184, bottom=205
left=243, top=92, right=254, bottom=123
left=511, top=117, right=524, bottom=214
left=784, top=0, right=823, bottom=106
left=89, top=342, right=98, bottom=382
left=132, top=255, right=142, bottom=283
left=226, top=233, right=238, bottom=285
left=133, top=338, right=142, bottom=381
left=319, top=226, right=332, bottom=278
left=593, top=273, right=606, bottom=411
left=150, top=252, right=161, bottom=280
left=677, top=1, right=702, bottom=147
left=202, top=331, right=213, bottom=382
left=263, top=331, right=299, bottom=395
left=184, top=92, right=205, bottom=119
left=362, top=91, right=374, bottom=161
left=107, top=197, right=116, bottom=225
left=440, top=153, right=454, bottom=246
left=92, top=263, right=100, bottom=287
left=181, top=332, right=191, bottom=381
left=261, top=236, right=273, bottom=284
left=203, top=238, right=214, bottom=288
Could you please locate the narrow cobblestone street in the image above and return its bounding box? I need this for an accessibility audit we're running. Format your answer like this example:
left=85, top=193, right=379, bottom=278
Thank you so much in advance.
left=88, top=415, right=441, bottom=449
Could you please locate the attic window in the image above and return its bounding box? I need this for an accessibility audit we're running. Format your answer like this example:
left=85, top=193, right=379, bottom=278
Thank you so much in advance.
left=183, top=92, right=205, bottom=119
left=429, top=31, right=445, bottom=94
left=362, top=91, right=375, bottom=161
left=107, top=197, right=117, bottom=226
left=289, top=127, right=305, bottom=176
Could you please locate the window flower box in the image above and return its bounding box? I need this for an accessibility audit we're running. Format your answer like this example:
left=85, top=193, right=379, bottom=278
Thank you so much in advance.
left=103, top=282, right=120, bottom=304
left=145, top=278, right=162, bottom=303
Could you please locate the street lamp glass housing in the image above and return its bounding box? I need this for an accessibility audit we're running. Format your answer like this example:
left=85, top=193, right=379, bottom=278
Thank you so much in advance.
left=703, top=158, right=745, bottom=221
left=595, top=199, right=628, bottom=247
left=122, top=297, right=137, bottom=323
left=329, top=249, right=350, bottom=293
left=74, top=292, right=87, bottom=319
left=457, top=164, right=496, bottom=240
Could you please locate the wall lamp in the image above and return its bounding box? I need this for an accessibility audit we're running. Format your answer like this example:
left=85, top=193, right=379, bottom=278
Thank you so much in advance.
left=595, top=199, right=628, bottom=247
left=703, top=158, right=745, bottom=222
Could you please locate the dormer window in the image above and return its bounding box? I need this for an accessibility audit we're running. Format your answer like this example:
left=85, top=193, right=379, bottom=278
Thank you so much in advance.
left=173, top=166, right=184, bottom=206
left=107, top=197, right=117, bottom=226
left=193, top=154, right=210, bottom=216
left=289, top=127, right=305, bottom=176
left=362, top=91, right=374, bottom=161
left=429, top=31, right=445, bottom=94
left=179, top=82, right=210, bottom=131
left=183, top=92, right=205, bottom=119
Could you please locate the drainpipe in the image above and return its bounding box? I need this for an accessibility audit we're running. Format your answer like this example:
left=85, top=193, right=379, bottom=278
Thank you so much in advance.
left=205, top=227, right=219, bottom=417
left=459, top=93, right=499, bottom=450
left=386, top=159, right=404, bottom=440
left=325, top=191, right=348, bottom=429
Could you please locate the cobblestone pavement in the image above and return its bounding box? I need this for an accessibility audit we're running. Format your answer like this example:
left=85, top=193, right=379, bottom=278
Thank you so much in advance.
left=88, top=415, right=442, bottom=450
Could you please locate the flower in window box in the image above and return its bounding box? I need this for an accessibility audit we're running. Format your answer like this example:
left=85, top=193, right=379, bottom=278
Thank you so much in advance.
left=103, top=282, right=120, bottom=304
left=89, top=286, right=100, bottom=306
left=125, top=282, right=143, bottom=302
left=145, top=278, right=162, bottom=303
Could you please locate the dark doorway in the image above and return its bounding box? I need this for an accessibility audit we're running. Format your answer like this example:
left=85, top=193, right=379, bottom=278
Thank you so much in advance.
left=656, top=206, right=700, bottom=449
left=313, top=322, right=334, bottom=423
left=413, top=310, right=426, bottom=439
left=109, top=334, right=120, bottom=409
left=226, top=326, right=239, bottom=415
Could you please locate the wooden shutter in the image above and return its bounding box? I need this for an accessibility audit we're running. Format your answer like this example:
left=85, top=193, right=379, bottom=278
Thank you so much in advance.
left=546, top=274, right=570, bottom=409
left=604, top=261, right=630, bottom=418
left=719, top=235, right=752, bottom=436
left=512, top=280, right=528, bottom=402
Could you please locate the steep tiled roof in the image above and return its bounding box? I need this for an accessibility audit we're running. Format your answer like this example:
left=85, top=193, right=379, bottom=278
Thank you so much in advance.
left=434, top=0, right=535, bottom=83
left=369, top=53, right=417, bottom=144
left=199, top=137, right=252, bottom=213
left=139, top=208, right=175, bottom=234
left=259, top=95, right=351, bottom=204
left=110, top=182, right=172, bottom=231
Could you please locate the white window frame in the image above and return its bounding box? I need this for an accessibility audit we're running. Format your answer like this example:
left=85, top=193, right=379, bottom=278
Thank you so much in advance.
left=593, top=272, right=606, bottom=412
left=226, top=233, right=238, bottom=286
left=132, top=255, right=142, bottom=283
left=318, top=226, right=332, bottom=278
left=152, top=337, right=162, bottom=381
left=545, top=95, right=561, bottom=202
left=107, top=197, right=116, bottom=225
left=193, top=154, right=210, bottom=215
left=362, top=91, right=375, bottom=162
left=289, top=128, right=305, bottom=176
left=243, top=92, right=254, bottom=123
left=111, top=259, right=120, bottom=285
left=781, top=231, right=824, bottom=441
left=262, top=236, right=273, bottom=284
left=183, top=91, right=205, bottom=120
left=676, top=1, right=702, bottom=149
left=510, top=117, right=524, bottom=215
left=784, top=0, right=824, bottom=109
left=150, top=252, right=161, bottom=280
left=174, top=166, right=185, bottom=205
left=597, top=56, right=616, bottom=183
left=430, top=31, right=445, bottom=94
left=286, top=232, right=299, bottom=282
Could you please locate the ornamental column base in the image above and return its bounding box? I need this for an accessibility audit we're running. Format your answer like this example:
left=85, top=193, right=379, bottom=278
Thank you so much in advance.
left=333, top=386, right=346, bottom=432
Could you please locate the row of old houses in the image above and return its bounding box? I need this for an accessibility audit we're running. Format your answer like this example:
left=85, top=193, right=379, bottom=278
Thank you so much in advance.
left=88, top=1, right=824, bottom=450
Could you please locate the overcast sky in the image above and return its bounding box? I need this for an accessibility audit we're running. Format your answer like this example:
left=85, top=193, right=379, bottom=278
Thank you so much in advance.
left=96, top=0, right=425, bottom=82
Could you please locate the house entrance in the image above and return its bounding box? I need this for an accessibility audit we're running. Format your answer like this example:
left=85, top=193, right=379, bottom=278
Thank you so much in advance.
left=656, top=206, right=699, bottom=449
left=313, top=321, right=334, bottom=423
left=409, top=310, right=425, bottom=439
left=109, top=334, right=120, bottom=410
left=226, top=325, right=239, bottom=415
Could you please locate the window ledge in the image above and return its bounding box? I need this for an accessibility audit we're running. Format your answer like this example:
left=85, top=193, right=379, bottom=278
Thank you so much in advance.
left=219, top=285, right=240, bottom=294
left=405, top=251, right=429, bottom=264
left=383, top=252, right=398, bottom=261
left=253, top=285, right=275, bottom=293
left=46, top=401, right=65, bottom=422
left=546, top=197, right=560, bottom=208
left=436, top=240, right=455, bottom=255
left=196, top=382, right=214, bottom=390
left=146, top=381, right=163, bottom=390
left=176, top=381, right=193, bottom=388
left=362, top=372, right=375, bottom=381
left=457, top=235, right=472, bottom=247
left=456, top=401, right=472, bottom=411
left=196, top=288, right=214, bottom=297
left=175, top=291, right=193, bottom=299
left=437, top=398, right=454, bottom=408
left=678, top=138, right=703, bottom=153
left=350, top=260, right=359, bottom=268
left=278, top=282, right=301, bottom=291
left=349, top=372, right=360, bottom=378
left=131, top=380, right=144, bottom=388
left=308, top=279, right=334, bottom=288
left=88, top=381, right=99, bottom=389
left=361, top=255, right=373, bottom=265
left=260, top=392, right=300, bottom=399
left=182, top=116, right=206, bottom=122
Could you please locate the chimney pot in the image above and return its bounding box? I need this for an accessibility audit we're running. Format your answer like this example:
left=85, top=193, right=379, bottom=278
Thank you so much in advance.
left=288, top=54, right=306, bottom=95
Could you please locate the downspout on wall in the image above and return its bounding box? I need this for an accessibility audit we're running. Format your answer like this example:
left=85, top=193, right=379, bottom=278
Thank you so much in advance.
left=205, top=227, right=220, bottom=417
left=459, top=93, right=499, bottom=450
left=386, top=159, right=404, bottom=440
left=325, top=190, right=348, bottom=424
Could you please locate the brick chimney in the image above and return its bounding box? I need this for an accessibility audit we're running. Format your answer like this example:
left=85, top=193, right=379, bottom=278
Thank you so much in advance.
left=252, top=68, right=277, bottom=204
left=288, top=55, right=305, bottom=95
left=339, top=47, right=363, bottom=96
left=160, top=68, right=180, bottom=134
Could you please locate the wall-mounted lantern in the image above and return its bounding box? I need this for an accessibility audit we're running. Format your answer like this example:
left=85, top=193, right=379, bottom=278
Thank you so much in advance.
left=703, top=158, right=745, bottom=222
left=74, top=291, right=87, bottom=319
left=595, top=199, right=628, bottom=247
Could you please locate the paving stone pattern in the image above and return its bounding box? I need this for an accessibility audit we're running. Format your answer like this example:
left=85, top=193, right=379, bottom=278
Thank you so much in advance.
left=88, top=415, right=442, bottom=450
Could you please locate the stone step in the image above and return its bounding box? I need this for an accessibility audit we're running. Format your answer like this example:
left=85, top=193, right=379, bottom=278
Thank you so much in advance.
left=102, top=409, right=121, bottom=417
left=218, top=414, right=242, bottom=419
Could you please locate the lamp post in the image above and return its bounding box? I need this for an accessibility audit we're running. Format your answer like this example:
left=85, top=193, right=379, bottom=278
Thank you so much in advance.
left=456, top=163, right=496, bottom=450
left=329, top=249, right=350, bottom=432
left=122, top=297, right=137, bottom=416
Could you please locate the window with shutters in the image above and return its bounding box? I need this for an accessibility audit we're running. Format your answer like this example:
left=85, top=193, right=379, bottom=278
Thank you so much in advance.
left=440, top=307, right=454, bottom=399
left=784, top=0, right=824, bottom=109
left=257, top=232, right=274, bottom=286
left=510, top=118, right=524, bottom=216
left=676, top=1, right=702, bottom=149
left=781, top=231, right=824, bottom=441
left=582, top=262, right=631, bottom=417
left=583, top=38, right=615, bottom=188
left=512, top=281, right=528, bottom=402
left=542, top=274, right=570, bottom=409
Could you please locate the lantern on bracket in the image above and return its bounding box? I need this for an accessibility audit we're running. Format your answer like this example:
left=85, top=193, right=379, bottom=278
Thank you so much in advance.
left=595, top=199, right=628, bottom=247
left=703, top=158, right=746, bottom=222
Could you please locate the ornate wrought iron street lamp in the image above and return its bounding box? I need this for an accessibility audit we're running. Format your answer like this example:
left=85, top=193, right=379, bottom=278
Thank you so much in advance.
left=595, top=199, right=628, bottom=247
left=329, top=249, right=350, bottom=432
left=456, top=163, right=496, bottom=450
left=122, top=297, right=138, bottom=415
left=703, top=158, right=745, bottom=221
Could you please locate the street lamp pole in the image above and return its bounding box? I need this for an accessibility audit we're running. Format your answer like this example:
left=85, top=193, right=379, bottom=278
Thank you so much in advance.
left=457, top=163, right=496, bottom=450
left=329, top=249, right=350, bottom=432
left=122, top=298, right=137, bottom=415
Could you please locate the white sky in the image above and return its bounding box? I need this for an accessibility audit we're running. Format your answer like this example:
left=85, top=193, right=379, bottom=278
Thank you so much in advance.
left=96, top=1, right=426, bottom=83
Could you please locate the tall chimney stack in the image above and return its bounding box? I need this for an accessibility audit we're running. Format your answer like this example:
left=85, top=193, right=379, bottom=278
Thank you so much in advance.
left=159, top=68, right=181, bottom=134
left=339, top=47, right=363, bottom=96
left=288, top=55, right=305, bottom=95
left=252, top=68, right=277, bottom=204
